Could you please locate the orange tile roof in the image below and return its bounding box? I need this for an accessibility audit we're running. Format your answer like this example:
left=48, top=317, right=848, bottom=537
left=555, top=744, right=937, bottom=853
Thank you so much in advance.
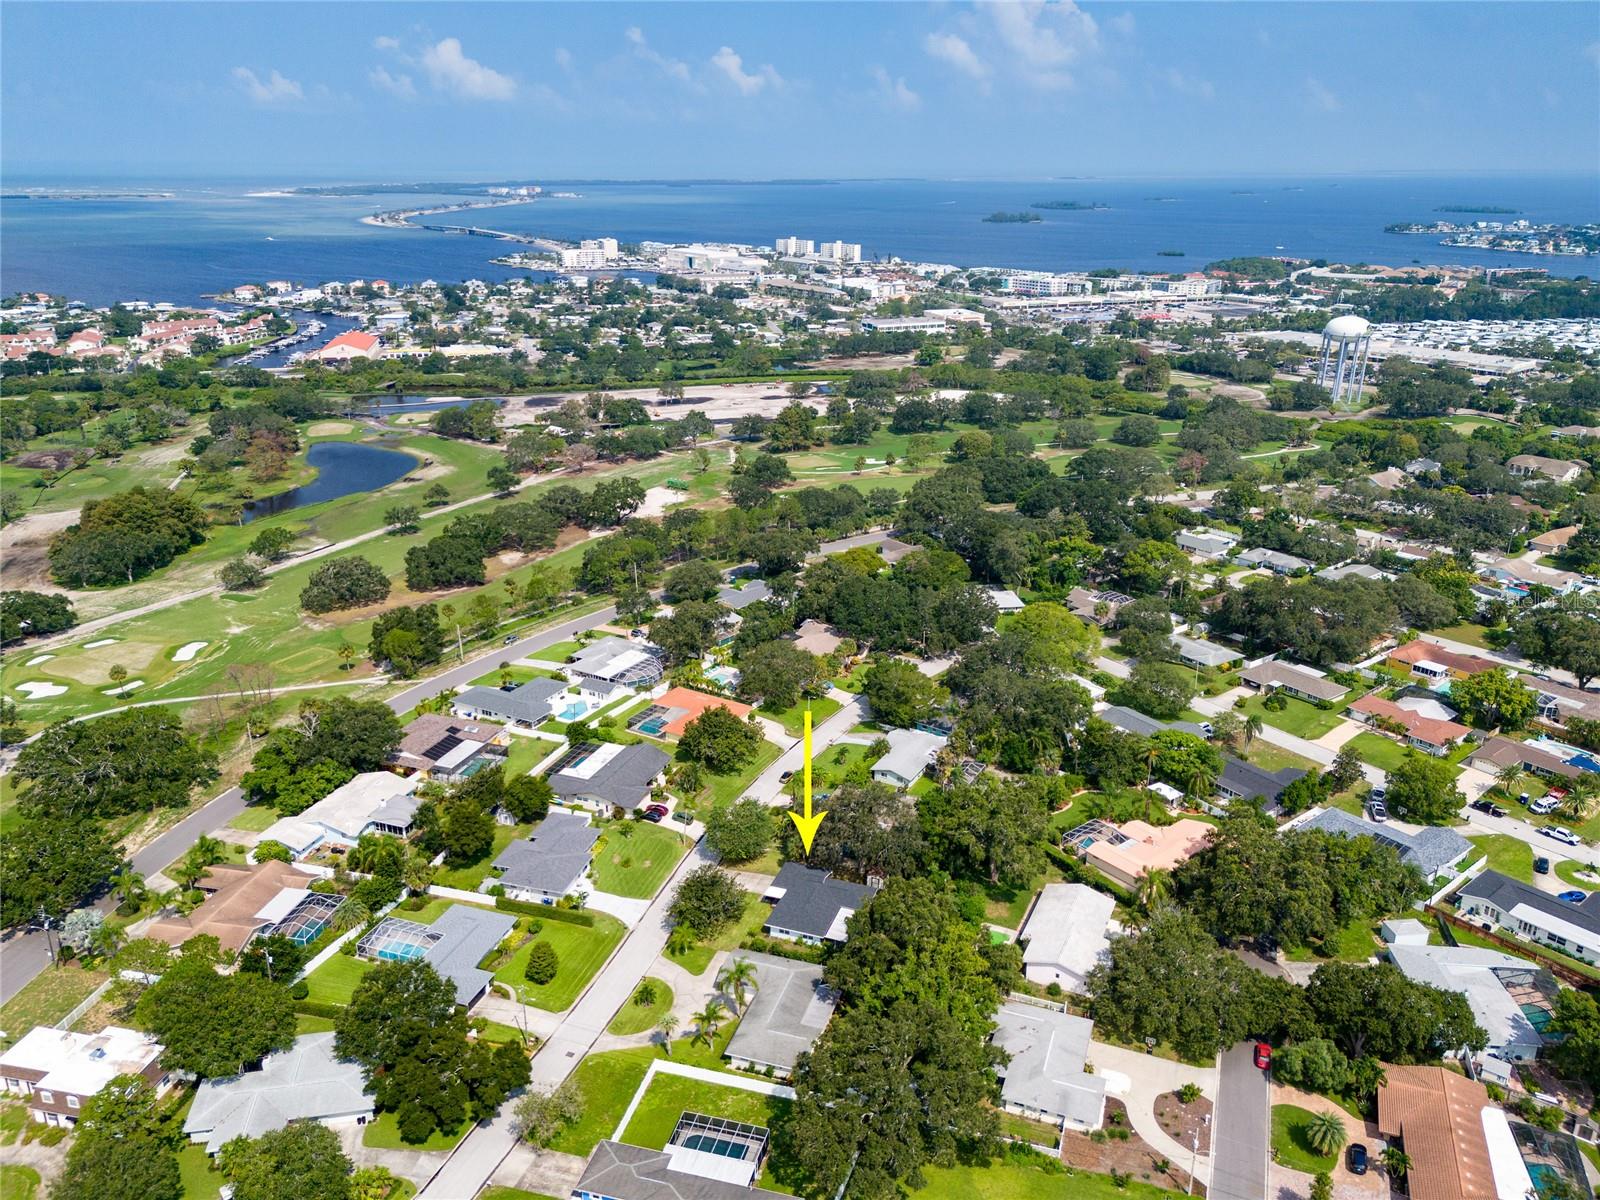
left=1388, top=640, right=1498, bottom=676
left=651, top=687, right=753, bottom=737
left=1350, top=694, right=1471, bottom=748
left=1376, top=1065, right=1497, bottom=1200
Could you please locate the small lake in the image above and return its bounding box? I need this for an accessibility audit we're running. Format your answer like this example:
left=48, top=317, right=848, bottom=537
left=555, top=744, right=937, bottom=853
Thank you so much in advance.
left=241, top=440, right=416, bottom=523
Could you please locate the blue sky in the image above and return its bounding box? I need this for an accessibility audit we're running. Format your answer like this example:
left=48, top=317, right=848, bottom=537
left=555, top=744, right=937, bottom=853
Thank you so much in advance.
left=4, top=2, right=1597, bottom=179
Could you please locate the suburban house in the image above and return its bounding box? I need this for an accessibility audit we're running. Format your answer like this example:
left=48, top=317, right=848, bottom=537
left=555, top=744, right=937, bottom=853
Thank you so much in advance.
left=1348, top=694, right=1473, bottom=757
left=722, top=952, right=838, bottom=1078
left=1476, top=556, right=1583, bottom=597
left=1507, top=453, right=1583, bottom=484
left=1387, top=944, right=1553, bottom=1070
left=984, top=586, right=1025, bottom=613
left=490, top=811, right=598, bottom=904
left=1213, top=756, right=1307, bottom=814
left=990, top=1001, right=1107, bottom=1133
left=1530, top=525, right=1580, bottom=555
left=545, top=741, right=671, bottom=813
left=1018, top=884, right=1118, bottom=994
left=626, top=687, right=754, bottom=739
left=1376, top=1066, right=1532, bottom=1200
left=1234, top=547, right=1312, bottom=575
left=146, top=861, right=341, bottom=954
left=1524, top=677, right=1600, bottom=733
left=870, top=728, right=948, bottom=789
left=1065, top=587, right=1132, bottom=627
left=1457, top=870, right=1600, bottom=966
left=389, top=714, right=508, bottom=780
left=1062, top=818, right=1213, bottom=890
left=182, top=1033, right=373, bottom=1153
left=567, top=636, right=665, bottom=688
left=1316, top=562, right=1396, bottom=583
left=1387, top=640, right=1500, bottom=683
left=1098, top=706, right=1210, bottom=740
left=1287, top=808, right=1472, bottom=879
left=1405, top=457, right=1443, bottom=476
left=789, top=619, right=844, bottom=657
left=1170, top=633, right=1242, bottom=671
left=716, top=579, right=773, bottom=611
left=1175, top=528, right=1238, bottom=558
left=256, top=771, right=421, bottom=859
left=1465, top=735, right=1585, bottom=784
left=452, top=677, right=567, bottom=728
left=0, top=1027, right=169, bottom=1127
left=354, top=905, right=517, bottom=1006
left=762, top=864, right=875, bottom=945
left=574, top=1137, right=788, bottom=1200
left=1239, top=660, right=1349, bottom=704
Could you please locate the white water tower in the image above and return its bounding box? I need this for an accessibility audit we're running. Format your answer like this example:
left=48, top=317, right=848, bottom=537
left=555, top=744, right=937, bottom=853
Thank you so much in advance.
left=1317, top=314, right=1373, bottom=407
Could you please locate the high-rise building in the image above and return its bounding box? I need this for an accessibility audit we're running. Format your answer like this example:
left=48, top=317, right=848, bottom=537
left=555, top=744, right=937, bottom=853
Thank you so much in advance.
left=817, top=241, right=862, bottom=263
left=774, top=236, right=815, bottom=257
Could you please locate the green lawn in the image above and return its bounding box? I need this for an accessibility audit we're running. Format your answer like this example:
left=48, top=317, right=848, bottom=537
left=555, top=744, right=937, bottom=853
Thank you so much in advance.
left=295, top=1013, right=338, bottom=1036
left=480, top=1190, right=561, bottom=1200
left=502, top=736, right=562, bottom=780
left=177, top=1142, right=224, bottom=1200
left=620, top=1074, right=794, bottom=1194
left=0, top=965, right=108, bottom=1048
left=1433, top=623, right=1495, bottom=649
left=0, top=1165, right=41, bottom=1200
left=534, top=639, right=586, bottom=663
left=302, top=954, right=375, bottom=1006
left=492, top=913, right=626, bottom=1011
left=591, top=822, right=691, bottom=899
left=915, top=1157, right=1184, bottom=1199
left=1281, top=918, right=1380, bottom=963
left=469, top=666, right=560, bottom=688
left=362, top=1110, right=472, bottom=1152
left=1469, top=834, right=1534, bottom=883
left=1555, top=858, right=1600, bottom=890
left=549, top=1047, right=656, bottom=1155
left=665, top=892, right=770, bottom=976
left=435, top=821, right=534, bottom=891
left=1346, top=732, right=1416, bottom=774
left=1270, top=1104, right=1340, bottom=1175
left=607, top=978, right=674, bottom=1035
left=1240, top=695, right=1347, bottom=740
left=702, top=740, right=783, bottom=809
left=226, top=805, right=282, bottom=833
left=760, top=696, right=842, bottom=738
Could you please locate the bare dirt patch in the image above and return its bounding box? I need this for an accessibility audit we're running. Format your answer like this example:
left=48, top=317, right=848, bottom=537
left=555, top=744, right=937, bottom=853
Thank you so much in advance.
left=1154, top=1090, right=1213, bottom=1155
left=0, top=507, right=82, bottom=592
left=1059, top=1098, right=1198, bottom=1193
left=307, top=421, right=356, bottom=436
left=11, top=449, right=79, bottom=471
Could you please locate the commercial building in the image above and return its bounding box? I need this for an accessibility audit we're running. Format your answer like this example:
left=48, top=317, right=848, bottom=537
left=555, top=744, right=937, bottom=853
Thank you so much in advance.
left=870, top=728, right=947, bottom=789
left=1457, top=870, right=1600, bottom=966
left=545, top=741, right=671, bottom=813
left=817, top=240, right=862, bottom=263
left=452, top=677, right=568, bottom=728
left=773, top=236, right=814, bottom=257
left=145, top=861, right=341, bottom=954
left=491, top=811, right=599, bottom=904
left=0, top=1027, right=169, bottom=1127
left=762, top=864, right=874, bottom=945
left=182, top=1033, right=373, bottom=1153
left=1018, top=884, right=1118, bottom=994
left=257, top=771, right=421, bottom=859
left=722, top=952, right=838, bottom=1078
left=1287, top=807, right=1472, bottom=879
left=309, top=330, right=380, bottom=362
left=859, top=315, right=945, bottom=334
left=990, top=1001, right=1107, bottom=1133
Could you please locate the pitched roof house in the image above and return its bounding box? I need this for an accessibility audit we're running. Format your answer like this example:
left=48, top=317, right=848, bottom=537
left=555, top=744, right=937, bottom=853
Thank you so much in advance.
left=546, top=741, right=670, bottom=812
left=991, top=1002, right=1107, bottom=1132
left=145, top=861, right=329, bottom=953
left=452, top=677, right=568, bottom=727
left=1349, top=694, right=1473, bottom=756
left=1019, top=884, right=1118, bottom=994
left=722, top=952, right=838, bottom=1078
left=762, top=864, right=874, bottom=945
left=0, top=1027, right=169, bottom=1128
left=1376, top=1065, right=1531, bottom=1200
left=182, top=1033, right=373, bottom=1153
left=491, top=811, right=599, bottom=903
left=257, top=771, right=421, bottom=859
left=1239, top=660, right=1349, bottom=703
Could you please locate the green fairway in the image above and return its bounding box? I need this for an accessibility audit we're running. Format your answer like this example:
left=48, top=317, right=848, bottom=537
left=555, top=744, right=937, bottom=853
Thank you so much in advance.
left=591, top=822, right=691, bottom=899
left=492, top=912, right=626, bottom=1011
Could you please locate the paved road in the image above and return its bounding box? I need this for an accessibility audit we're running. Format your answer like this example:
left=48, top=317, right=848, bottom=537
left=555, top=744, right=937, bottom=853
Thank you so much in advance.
left=1211, top=1043, right=1270, bottom=1200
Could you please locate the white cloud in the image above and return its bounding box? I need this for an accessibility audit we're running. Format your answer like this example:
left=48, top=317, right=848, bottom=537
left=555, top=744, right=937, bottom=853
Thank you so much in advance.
left=421, top=37, right=517, bottom=101
left=986, top=0, right=1100, bottom=90
left=368, top=65, right=416, bottom=99
left=1164, top=69, right=1214, bottom=101
left=923, top=31, right=989, bottom=81
left=871, top=66, right=921, bottom=112
left=555, top=47, right=574, bottom=73
left=1305, top=76, right=1341, bottom=112
left=626, top=26, right=694, bottom=85
left=709, top=45, right=781, bottom=96
left=1106, top=11, right=1136, bottom=36
left=231, top=66, right=304, bottom=105
left=373, top=35, right=401, bottom=52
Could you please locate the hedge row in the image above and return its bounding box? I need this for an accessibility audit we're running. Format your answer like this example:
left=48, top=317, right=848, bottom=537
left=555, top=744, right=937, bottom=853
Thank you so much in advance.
left=294, top=998, right=346, bottom=1020
left=494, top=896, right=596, bottom=926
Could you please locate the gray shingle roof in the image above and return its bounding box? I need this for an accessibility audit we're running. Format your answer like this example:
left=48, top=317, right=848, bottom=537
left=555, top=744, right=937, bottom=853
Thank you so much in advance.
left=454, top=677, right=566, bottom=724
left=1459, top=870, right=1600, bottom=939
left=722, top=952, right=837, bottom=1073
left=1295, top=807, right=1471, bottom=878
left=423, top=905, right=518, bottom=1006
left=1218, top=755, right=1305, bottom=805
left=547, top=742, right=670, bottom=811
left=717, top=580, right=772, bottom=611
left=764, top=865, right=873, bottom=942
left=1099, top=706, right=1208, bottom=739
left=574, top=1141, right=788, bottom=1200
left=493, top=812, right=598, bottom=896
left=182, top=1033, right=372, bottom=1153
left=992, top=1002, right=1107, bottom=1129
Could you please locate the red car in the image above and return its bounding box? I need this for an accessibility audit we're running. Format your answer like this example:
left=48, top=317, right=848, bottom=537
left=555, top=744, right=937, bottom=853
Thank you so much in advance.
left=1253, top=1042, right=1272, bottom=1071
left=644, top=803, right=670, bottom=818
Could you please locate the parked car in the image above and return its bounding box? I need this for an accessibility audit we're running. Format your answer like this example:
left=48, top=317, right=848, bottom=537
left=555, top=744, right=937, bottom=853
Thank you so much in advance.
left=671, top=811, right=693, bottom=825
left=1370, top=785, right=1387, bottom=803
left=1543, top=826, right=1582, bottom=846
left=1253, top=1042, right=1271, bottom=1070
left=1470, top=799, right=1508, bottom=818
left=779, top=770, right=794, bottom=783
left=640, top=809, right=664, bottom=823
left=503, top=634, right=519, bottom=644
left=1530, top=796, right=1561, bottom=815
left=1367, top=799, right=1389, bottom=823
left=1347, top=1143, right=1369, bottom=1175
left=644, top=803, right=670, bottom=818
left=1536, top=856, right=1552, bottom=875
left=1559, top=890, right=1589, bottom=904
left=1199, top=722, right=1214, bottom=738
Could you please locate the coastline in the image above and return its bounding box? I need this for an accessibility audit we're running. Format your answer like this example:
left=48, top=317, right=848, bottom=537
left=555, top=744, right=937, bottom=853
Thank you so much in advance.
left=359, top=195, right=535, bottom=230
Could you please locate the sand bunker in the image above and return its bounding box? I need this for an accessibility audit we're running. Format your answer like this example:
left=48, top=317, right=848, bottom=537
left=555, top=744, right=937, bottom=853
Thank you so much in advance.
left=306, top=421, right=355, bottom=436
left=103, top=680, right=145, bottom=696
left=24, top=654, right=55, bottom=666
left=635, top=486, right=678, bottom=519
left=83, top=638, right=118, bottom=649
left=15, top=681, right=67, bottom=699
left=173, top=641, right=208, bottom=662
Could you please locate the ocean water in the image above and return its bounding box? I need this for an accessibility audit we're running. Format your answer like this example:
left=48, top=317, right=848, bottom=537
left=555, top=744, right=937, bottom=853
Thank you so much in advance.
left=2, top=175, right=1595, bottom=307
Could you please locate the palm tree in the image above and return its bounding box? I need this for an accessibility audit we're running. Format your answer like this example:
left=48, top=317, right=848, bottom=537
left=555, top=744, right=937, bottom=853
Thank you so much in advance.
left=176, top=836, right=224, bottom=889
left=690, top=1000, right=726, bottom=1047
left=1562, top=774, right=1600, bottom=823
left=1137, top=869, right=1172, bottom=915
left=1304, top=1111, right=1348, bottom=1157
left=88, top=921, right=124, bottom=963
left=1496, top=762, right=1525, bottom=802
left=717, top=958, right=760, bottom=1011
left=656, top=1013, right=680, bottom=1056
left=109, top=867, right=147, bottom=911
left=666, top=924, right=696, bottom=957
left=348, top=833, right=404, bottom=877
left=332, top=897, right=371, bottom=933
left=1379, top=1147, right=1412, bottom=1179
left=402, top=851, right=437, bottom=895
left=1244, top=714, right=1264, bottom=748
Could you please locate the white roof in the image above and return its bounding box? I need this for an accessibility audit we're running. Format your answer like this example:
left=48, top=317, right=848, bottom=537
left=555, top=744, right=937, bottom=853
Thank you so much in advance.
left=1387, top=944, right=1544, bottom=1057
left=1480, top=1105, right=1535, bottom=1200
left=560, top=741, right=626, bottom=781
left=985, top=587, right=1025, bottom=611
left=871, top=728, right=947, bottom=784
left=0, top=1026, right=162, bottom=1098
left=1020, top=884, right=1116, bottom=979
left=253, top=887, right=316, bottom=924
left=293, top=771, right=417, bottom=841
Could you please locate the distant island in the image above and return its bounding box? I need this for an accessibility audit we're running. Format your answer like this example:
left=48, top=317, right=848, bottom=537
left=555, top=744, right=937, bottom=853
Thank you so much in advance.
left=1030, top=200, right=1109, bottom=211
left=1435, top=205, right=1519, bottom=214
left=983, top=211, right=1042, bottom=224
left=1156, top=249, right=1186, bottom=257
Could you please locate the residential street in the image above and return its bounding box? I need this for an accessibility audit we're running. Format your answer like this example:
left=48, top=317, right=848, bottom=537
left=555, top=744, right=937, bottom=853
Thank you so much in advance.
left=1211, top=1042, right=1271, bottom=1200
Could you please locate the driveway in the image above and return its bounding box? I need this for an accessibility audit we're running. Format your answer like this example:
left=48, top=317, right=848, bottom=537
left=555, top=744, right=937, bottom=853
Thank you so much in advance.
left=1212, top=1043, right=1271, bottom=1200
left=1089, top=1040, right=1217, bottom=1186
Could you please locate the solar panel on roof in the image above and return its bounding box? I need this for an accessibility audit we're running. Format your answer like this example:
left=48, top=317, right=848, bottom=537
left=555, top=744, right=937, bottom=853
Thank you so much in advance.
left=423, top=733, right=464, bottom=762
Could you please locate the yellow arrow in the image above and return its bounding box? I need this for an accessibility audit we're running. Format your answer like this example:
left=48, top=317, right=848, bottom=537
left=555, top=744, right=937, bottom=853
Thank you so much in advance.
left=787, top=707, right=827, bottom=855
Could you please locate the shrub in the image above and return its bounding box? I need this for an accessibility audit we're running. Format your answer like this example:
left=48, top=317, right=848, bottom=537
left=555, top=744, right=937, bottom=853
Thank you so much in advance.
left=524, top=941, right=559, bottom=985
left=495, top=895, right=594, bottom=925
left=290, top=980, right=310, bottom=1000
